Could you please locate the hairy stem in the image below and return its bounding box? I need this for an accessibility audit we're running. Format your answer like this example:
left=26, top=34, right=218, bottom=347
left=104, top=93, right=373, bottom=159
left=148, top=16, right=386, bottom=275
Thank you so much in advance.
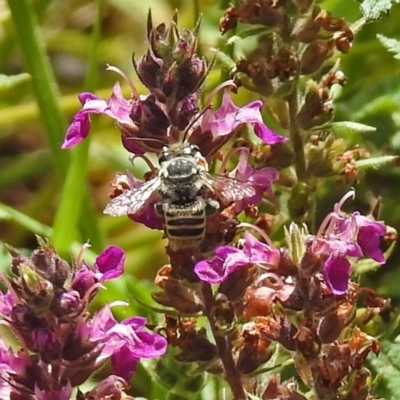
left=201, top=283, right=246, bottom=400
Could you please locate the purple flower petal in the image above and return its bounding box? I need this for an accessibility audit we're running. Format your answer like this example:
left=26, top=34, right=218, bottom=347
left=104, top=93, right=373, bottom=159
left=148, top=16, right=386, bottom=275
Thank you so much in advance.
left=230, top=149, right=279, bottom=213
left=254, top=122, right=287, bottom=144
left=62, top=111, right=92, bottom=149
left=71, top=264, right=97, bottom=296
left=62, top=83, right=132, bottom=149
left=94, top=245, right=125, bottom=281
left=0, top=291, right=16, bottom=316
left=195, top=233, right=279, bottom=284
left=194, top=257, right=226, bottom=284
left=104, top=82, right=132, bottom=123
left=111, top=344, right=139, bottom=381
left=323, top=255, right=351, bottom=295
left=313, top=237, right=362, bottom=259
left=200, top=91, right=286, bottom=144
left=62, top=94, right=108, bottom=149
left=353, top=213, right=386, bottom=263
left=78, top=92, right=100, bottom=103
left=34, top=381, right=72, bottom=400
left=243, top=232, right=280, bottom=266
left=201, top=91, right=238, bottom=136
left=132, top=331, right=168, bottom=359
left=195, top=246, right=245, bottom=283
left=128, top=205, right=164, bottom=230
left=89, top=305, right=167, bottom=381
left=122, top=316, right=147, bottom=330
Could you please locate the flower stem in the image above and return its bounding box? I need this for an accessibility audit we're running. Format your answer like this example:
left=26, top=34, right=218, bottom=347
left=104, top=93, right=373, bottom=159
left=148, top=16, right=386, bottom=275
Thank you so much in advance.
left=201, top=283, right=246, bottom=400
left=286, top=91, right=306, bottom=182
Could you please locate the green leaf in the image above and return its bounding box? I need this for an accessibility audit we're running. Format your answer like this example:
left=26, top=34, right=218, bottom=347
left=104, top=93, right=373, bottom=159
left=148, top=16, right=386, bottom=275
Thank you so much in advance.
left=331, top=121, right=376, bottom=137
left=355, top=155, right=398, bottom=170
left=0, top=73, right=30, bottom=92
left=0, top=202, right=52, bottom=237
left=360, top=0, right=394, bottom=21
left=0, top=242, right=12, bottom=273
left=226, top=27, right=270, bottom=45
left=369, top=337, right=400, bottom=398
left=0, top=202, right=97, bottom=261
left=377, top=34, right=400, bottom=60
left=51, top=0, right=106, bottom=254
left=215, top=50, right=236, bottom=72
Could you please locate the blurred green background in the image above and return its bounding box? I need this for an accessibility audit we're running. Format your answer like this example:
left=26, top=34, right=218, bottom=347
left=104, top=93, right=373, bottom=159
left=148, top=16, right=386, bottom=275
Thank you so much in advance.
left=0, top=0, right=400, bottom=398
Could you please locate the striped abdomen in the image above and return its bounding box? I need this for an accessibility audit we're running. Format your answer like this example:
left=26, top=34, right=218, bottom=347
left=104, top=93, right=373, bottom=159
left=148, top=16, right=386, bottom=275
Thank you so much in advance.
left=163, top=201, right=206, bottom=244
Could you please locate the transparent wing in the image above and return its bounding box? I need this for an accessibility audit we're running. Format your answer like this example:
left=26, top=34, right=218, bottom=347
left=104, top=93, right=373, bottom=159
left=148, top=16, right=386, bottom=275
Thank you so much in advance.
left=104, top=177, right=162, bottom=216
left=199, top=171, right=256, bottom=204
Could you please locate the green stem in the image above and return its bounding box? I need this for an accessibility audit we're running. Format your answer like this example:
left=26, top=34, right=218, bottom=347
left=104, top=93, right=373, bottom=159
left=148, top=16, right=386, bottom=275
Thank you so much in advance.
left=287, top=91, right=306, bottom=181
left=193, top=0, right=201, bottom=28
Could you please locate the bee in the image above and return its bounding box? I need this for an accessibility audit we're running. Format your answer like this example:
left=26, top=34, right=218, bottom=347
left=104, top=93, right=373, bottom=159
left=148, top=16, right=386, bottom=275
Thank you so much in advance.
left=104, top=143, right=255, bottom=249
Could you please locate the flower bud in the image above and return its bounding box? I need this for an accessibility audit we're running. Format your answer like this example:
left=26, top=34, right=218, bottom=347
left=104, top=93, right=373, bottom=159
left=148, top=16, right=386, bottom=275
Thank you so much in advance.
left=237, top=0, right=284, bottom=27
left=152, top=276, right=204, bottom=314
left=51, top=290, right=82, bottom=318
left=31, top=238, right=71, bottom=288
left=218, top=265, right=257, bottom=301
left=300, top=40, right=334, bottom=74
left=236, top=323, right=273, bottom=374
left=134, top=11, right=208, bottom=106
left=219, top=5, right=239, bottom=34
left=32, top=328, right=61, bottom=360
left=16, top=263, right=54, bottom=313
left=297, top=81, right=333, bottom=129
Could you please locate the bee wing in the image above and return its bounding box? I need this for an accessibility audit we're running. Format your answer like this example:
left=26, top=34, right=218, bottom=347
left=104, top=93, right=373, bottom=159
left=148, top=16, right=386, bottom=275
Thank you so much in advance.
left=104, top=177, right=162, bottom=216
left=200, top=171, right=256, bottom=204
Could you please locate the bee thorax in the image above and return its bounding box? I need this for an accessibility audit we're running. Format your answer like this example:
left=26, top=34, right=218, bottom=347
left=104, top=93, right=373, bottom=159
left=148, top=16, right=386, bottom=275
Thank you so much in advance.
left=165, top=158, right=198, bottom=180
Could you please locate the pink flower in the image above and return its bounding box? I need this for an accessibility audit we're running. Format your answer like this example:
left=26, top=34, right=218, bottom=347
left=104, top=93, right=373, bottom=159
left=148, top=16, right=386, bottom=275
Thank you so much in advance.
left=229, top=148, right=279, bottom=213
left=195, top=232, right=280, bottom=283
left=62, top=83, right=131, bottom=149
left=312, top=190, right=387, bottom=295
left=72, top=245, right=125, bottom=297
left=200, top=90, right=286, bottom=144
left=89, top=305, right=167, bottom=380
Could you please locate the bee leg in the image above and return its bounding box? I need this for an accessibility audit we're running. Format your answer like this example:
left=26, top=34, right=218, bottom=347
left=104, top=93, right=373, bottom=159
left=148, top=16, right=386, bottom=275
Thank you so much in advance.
left=205, top=199, right=220, bottom=215
left=154, top=202, right=169, bottom=238
left=154, top=202, right=168, bottom=216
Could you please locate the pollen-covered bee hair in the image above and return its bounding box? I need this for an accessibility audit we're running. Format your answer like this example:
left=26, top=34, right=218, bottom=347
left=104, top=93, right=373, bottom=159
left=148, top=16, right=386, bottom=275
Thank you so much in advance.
left=104, top=143, right=256, bottom=249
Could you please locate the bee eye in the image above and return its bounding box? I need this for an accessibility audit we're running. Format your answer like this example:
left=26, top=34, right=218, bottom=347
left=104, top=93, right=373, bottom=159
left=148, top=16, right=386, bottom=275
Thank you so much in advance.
left=159, top=153, right=169, bottom=163
left=190, top=145, right=200, bottom=156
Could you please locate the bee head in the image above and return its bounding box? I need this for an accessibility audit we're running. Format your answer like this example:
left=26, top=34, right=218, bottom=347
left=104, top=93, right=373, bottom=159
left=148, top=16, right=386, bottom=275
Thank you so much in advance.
left=159, top=143, right=201, bottom=165
left=158, top=143, right=203, bottom=180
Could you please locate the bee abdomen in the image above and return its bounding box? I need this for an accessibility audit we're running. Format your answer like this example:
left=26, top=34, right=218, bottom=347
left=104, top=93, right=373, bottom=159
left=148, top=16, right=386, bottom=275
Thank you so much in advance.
left=165, top=214, right=205, bottom=240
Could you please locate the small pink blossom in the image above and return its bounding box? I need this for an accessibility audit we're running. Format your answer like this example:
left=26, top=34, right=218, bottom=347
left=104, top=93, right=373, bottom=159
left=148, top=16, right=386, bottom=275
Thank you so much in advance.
left=195, top=232, right=280, bottom=283
left=200, top=90, right=286, bottom=144
left=62, top=83, right=131, bottom=149
left=89, top=305, right=167, bottom=380
left=229, top=148, right=279, bottom=213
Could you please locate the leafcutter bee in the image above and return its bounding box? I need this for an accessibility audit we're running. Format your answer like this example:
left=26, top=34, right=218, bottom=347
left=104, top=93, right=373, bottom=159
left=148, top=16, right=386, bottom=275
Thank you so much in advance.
left=104, top=143, right=256, bottom=249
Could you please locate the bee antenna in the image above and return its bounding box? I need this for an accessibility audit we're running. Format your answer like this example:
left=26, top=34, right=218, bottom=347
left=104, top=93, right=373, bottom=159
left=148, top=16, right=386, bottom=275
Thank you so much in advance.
left=181, top=105, right=211, bottom=144
left=125, top=136, right=165, bottom=146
